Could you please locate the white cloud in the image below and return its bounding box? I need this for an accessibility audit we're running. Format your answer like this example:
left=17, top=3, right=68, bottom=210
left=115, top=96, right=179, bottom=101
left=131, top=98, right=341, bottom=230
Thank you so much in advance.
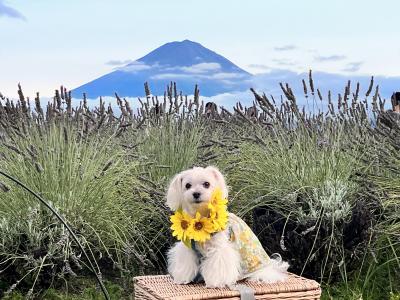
left=150, top=73, right=194, bottom=80
left=106, top=59, right=135, bottom=66
left=272, top=58, right=298, bottom=66
left=150, top=71, right=247, bottom=81
left=274, top=45, right=297, bottom=51
left=211, top=72, right=247, bottom=80
left=180, top=62, right=221, bottom=73
left=0, top=0, right=26, bottom=20
left=248, top=64, right=270, bottom=70
left=118, top=61, right=153, bottom=72
left=202, top=90, right=255, bottom=109
left=314, top=55, right=346, bottom=62
left=342, top=61, right=363, bottom=72
left=114, top=61, right=224, bottom=75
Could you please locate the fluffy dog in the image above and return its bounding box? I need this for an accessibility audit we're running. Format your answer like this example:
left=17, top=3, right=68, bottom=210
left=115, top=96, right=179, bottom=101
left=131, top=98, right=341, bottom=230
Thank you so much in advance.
left=166, top=166, right=288, bottom=288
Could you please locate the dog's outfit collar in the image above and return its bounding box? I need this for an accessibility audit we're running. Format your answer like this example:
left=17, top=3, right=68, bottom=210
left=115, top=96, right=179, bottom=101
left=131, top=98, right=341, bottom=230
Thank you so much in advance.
left=190, top=239, right=205, bottom=283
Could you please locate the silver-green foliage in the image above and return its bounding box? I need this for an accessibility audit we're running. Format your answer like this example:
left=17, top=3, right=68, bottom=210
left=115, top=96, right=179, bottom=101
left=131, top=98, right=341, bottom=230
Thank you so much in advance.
left=0, top=124, right=142, bottom=295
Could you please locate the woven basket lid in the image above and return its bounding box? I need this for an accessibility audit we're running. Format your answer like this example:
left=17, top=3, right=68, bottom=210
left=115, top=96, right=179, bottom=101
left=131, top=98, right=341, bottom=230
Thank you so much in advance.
left=134, top=273, right=321, bottom=300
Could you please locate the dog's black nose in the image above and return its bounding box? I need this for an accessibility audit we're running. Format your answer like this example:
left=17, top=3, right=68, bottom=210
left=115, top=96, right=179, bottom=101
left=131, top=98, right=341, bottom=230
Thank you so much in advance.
left=193, top=192, right=200, bottom=199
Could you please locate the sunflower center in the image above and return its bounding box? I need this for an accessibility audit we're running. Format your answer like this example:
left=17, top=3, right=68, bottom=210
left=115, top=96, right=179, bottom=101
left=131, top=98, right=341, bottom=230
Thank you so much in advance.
left=194, top=221, right=203, bottom=230
left=181, top=220, right=189, bottom=230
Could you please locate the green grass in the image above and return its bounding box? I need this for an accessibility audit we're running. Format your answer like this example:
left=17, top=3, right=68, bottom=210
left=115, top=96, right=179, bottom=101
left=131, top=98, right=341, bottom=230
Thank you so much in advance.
left=2, top=279, right=127, bottom=299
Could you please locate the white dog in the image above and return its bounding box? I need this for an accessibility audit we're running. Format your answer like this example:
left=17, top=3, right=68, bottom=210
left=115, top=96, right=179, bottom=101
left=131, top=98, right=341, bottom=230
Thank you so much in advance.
left=166, top=166, right=289, bottom=288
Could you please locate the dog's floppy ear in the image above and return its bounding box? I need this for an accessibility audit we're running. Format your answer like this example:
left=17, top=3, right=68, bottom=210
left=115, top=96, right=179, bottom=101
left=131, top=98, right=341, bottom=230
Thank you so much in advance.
left=166, top=173, right=183, bottom=211
left=206, top=166, right=229, bottom=199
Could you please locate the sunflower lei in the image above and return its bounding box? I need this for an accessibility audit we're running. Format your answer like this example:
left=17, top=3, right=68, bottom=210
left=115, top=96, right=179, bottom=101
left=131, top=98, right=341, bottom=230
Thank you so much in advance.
left=170, top=187, right=228, bottom=246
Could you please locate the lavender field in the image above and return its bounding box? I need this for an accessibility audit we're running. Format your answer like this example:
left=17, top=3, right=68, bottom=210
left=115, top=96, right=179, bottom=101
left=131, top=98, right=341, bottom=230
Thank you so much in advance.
left=0, top=75, right=399, bottom=299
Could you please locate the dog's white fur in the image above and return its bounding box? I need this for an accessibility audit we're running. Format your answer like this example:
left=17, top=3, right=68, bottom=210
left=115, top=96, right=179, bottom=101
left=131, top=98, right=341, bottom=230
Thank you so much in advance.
left=166, top=166, right=289, bottom=288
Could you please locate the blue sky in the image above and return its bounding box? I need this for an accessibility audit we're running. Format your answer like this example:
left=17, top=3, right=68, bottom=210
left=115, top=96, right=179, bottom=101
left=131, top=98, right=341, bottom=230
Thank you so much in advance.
left=1, top=0, right=400, bottom=98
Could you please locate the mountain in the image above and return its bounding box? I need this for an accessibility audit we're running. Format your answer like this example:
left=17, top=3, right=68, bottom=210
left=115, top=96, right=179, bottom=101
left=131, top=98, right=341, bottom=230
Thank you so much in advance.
left=72, top=40, right=253, bottom=98
left=72, top=39, right=400, bottom=102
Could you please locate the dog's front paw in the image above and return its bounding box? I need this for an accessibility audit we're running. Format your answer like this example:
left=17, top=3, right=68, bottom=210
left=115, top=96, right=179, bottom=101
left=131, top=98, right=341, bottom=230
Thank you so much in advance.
left=170, top=264, right=198, bottom=285
left=201, top=246, right=241, bottom=288
left=168, top=242, right=199, bottom=284
left=171, top=273, right=197, bottom=285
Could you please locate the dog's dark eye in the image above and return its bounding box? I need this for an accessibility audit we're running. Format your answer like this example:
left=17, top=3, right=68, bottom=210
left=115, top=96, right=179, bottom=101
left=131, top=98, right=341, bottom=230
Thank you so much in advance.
left=203, top=182, right=210, bottom=188
left=185, top=183, right=192, bottom=189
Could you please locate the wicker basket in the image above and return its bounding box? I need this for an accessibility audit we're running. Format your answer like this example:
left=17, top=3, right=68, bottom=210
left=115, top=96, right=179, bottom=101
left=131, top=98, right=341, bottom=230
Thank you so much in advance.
left=133, top=273, right=321, bottom=300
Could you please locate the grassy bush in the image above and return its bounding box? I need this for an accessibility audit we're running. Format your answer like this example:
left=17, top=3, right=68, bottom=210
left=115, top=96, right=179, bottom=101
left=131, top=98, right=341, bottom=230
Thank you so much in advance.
left=0, top=122, right=145, bottom=297
left=136, top=116, right=205, bottom=182
left=224, top=118, right=379, bottom=284
left=348, top=114, right=400, bottom=298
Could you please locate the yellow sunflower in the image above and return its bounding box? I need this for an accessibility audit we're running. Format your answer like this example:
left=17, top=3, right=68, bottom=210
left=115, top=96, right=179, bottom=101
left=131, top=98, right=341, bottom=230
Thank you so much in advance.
left=170, top=188, right=229, bottom=245
left=187, top=212, right=214, bottom=243
left=210, top=205, right=228, bottom=231
left=208, top=187, right=228, bottom=211
left=170, top=210, right=192, bottom=242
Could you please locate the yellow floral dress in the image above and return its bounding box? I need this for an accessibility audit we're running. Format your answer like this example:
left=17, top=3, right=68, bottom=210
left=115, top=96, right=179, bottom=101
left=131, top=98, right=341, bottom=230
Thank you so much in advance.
left=191, top=213, right=270, bottom=281
left=228, top=213, right=270, bottom=278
